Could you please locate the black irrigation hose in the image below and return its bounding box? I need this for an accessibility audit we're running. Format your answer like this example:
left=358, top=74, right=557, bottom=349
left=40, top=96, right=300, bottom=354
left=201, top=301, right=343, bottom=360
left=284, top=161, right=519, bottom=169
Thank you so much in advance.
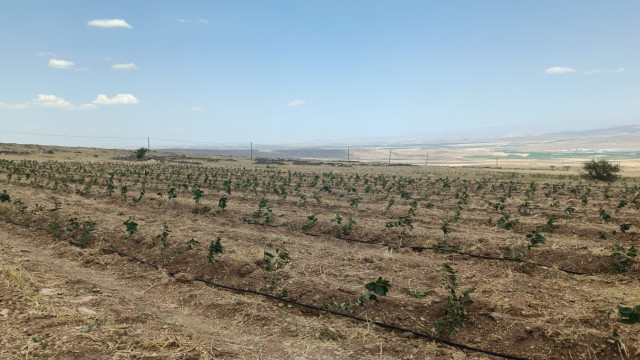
left=101, top=247, right=530, bottom=360
left=331, top=235, right=594, bottom=276
left=247, top=220, right=593, bottom=275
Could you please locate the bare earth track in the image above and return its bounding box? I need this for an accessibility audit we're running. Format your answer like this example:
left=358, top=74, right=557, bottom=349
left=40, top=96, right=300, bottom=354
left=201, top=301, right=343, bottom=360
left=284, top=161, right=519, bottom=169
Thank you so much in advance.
left=1, top=144, right=639, bottom=359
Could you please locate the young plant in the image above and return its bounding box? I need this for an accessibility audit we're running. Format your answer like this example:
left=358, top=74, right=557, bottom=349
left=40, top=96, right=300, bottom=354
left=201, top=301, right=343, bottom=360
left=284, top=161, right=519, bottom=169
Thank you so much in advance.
left=0, top=190, right=10, bottom=203
left=331, top=214, right=356, bottom=237
left=526, top=231, right=546, bottom=249
left=540, top=215, right=558, bottom=233
left=245, top=198, right=275, bottom=225
left=607, top=245, right=638, bottom=273
left=207, top=237, right=224, bottom=268
left=408, top=288, right=426, bottom=298
left=617, top=304, right=640, bottom=324
left=361, top=277, right=391, bottom=302
left=154, top=223, right=170, bottom=249
left=132, top=190, right=144, bottom=204
left=564, top=205, right=576, bottom=217
left=301, top=215, right=318, bottom=231
left=218, top=196, right=228, bottom=213
left=600, top=208, right=613, bottom=223
left=79, top=220, right=96, bottom=245
left=431, top=265, right=474, bottom=336
left=123, top=217, right=138, bottom=239
left=192, top=186, right=204, bottom=204
left=167, top=187, right=177, bottom=199
left=262, top=239, right=292, bottom=295
left=496, top=214, right=518, bottom=230
left=619, top=222, right=632, bottom=233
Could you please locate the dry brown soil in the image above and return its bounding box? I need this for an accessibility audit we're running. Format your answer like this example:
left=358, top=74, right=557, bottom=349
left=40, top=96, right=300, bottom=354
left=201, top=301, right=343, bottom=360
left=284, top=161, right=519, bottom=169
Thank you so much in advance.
left=1, top=143, right=639, bottom=360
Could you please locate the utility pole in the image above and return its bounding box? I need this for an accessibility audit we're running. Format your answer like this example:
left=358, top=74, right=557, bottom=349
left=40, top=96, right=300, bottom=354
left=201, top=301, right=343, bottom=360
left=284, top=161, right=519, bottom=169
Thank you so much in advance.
left=250, top=142, right=253, bottom=162
left=347, top=147, right=350, bottom=163
left=388, top=149, right=391, bottom=165
left=426, top=152, right=429, bottom=166
left=147, top=137, right=150, bottom=151
left=496, top=157, right=499, bottom=169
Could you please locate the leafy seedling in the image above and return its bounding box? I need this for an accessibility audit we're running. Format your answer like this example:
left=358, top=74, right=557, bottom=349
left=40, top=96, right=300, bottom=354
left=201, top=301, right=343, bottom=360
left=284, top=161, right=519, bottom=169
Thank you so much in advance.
left=617, top=304, right=640, bottom=324
left=207, top=237, right=224, bottom=268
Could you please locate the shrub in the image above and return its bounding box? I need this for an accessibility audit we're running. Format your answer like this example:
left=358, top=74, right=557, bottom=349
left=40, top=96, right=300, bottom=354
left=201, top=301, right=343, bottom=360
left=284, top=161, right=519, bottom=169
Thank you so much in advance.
left=582, top=159, right=620, bottom=182
left=134, top=147, right=149, bottom=159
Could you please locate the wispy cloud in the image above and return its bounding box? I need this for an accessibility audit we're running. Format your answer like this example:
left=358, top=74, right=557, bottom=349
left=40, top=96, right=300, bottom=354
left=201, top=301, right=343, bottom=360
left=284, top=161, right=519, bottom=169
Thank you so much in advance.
left=176, top=16, right=209, bottom=24
left=35, top=51, right=55, bottom=57
left=585, top=67, right=624, bottom=75
left=48, top=58, right=75, bottom=69
left=0, top=102, right=28, bottom=110
left=190, top=106, right=204, bottom=111
left=92, top=94, right=140, bottom=105
left=1, top=93, right=139, bottom=110
left=87, top=19, right=132, bottom=29
left=112, top=63, right=138, bottom=70
left=288, top=99, right=307, bottom=107
left=544, top=67, right=577, bottom=74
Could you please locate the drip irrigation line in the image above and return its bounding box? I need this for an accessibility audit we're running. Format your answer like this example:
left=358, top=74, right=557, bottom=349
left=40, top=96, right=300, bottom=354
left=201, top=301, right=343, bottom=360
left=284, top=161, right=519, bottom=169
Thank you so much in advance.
left=101, top=247, right=530, bottom=360
left=332, top=236, right=593, bottom=276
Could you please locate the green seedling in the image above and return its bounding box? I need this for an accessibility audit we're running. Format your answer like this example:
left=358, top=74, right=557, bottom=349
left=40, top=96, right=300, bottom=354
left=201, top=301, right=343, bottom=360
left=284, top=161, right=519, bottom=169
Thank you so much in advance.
left=432, top=265, right=474, bottom=336
left=408, top=288, right=426, bottom=298
left=155, top=223, right=170, bottom=249
left=302, top=215, right=318, bottom=231
left=0, top=190, right=10, bottom=203
left=617, top=304, right=640, bottom=324
left=218, top=196, right=227, bottom=213
left=607, top=245, right=638, bottom=273
left=356, top=277, right=391, bottom=304
left=207, top=237, right=224, bottom=268
left=526, top=231, right=546, bottom=249
left=192, top=187, right=203, bottom=204
left=123, top=218, right=138, bottom=238
left=619, top=223, right=632, bottom=233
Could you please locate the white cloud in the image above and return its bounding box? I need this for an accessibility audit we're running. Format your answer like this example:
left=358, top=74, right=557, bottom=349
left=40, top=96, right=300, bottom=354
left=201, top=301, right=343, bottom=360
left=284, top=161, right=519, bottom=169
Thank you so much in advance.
left=288, top=99, right=307, bottom=107
left=87, top=19, right=132, bottom=29
left=112, top=63, right=138, bottom=70
left=31, top=94, right=96, bottom=110
left=190, top=106, right=203, bottom=111
left=177, top=18, right=191, bottom=23
left=48, top=58, right=75, bottom=69
left=585, top=67, right=624, bottom=75
left=92, top=94, right=140, bottom=105
left=1, top=93, right=141, bottom=110
left=544, top=67, right=577, bottom=74
left=32, top=94, right=72, bottom=108
left=75, top=67, right=89, bottom=72
left=0, top=102, right=28, bottom=110
left=198, top=19, right=209, bottom=24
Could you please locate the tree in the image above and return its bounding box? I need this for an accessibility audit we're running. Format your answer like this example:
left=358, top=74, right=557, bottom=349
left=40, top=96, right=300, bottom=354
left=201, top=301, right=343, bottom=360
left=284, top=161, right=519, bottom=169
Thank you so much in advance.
left=582, top=159, right=620, bottom=182
left=134, top=147, right=149, bottom=159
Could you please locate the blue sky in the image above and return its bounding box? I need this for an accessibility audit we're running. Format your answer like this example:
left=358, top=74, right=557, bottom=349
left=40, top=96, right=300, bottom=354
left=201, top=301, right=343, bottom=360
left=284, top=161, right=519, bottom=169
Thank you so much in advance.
left=1, top=1, right=639, bottom=148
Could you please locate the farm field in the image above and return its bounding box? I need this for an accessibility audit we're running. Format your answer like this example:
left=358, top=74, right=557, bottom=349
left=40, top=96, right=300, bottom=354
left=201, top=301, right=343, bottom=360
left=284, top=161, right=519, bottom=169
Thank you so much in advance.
left=1, top=145, right=639, bottom=359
